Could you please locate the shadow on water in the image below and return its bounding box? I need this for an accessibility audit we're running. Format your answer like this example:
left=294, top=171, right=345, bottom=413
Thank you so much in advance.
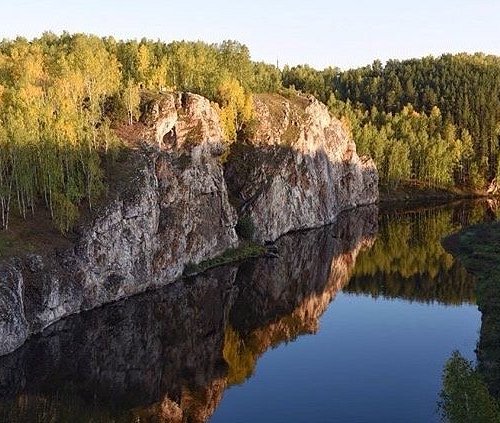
left=0, top=200, right=495, bottom=422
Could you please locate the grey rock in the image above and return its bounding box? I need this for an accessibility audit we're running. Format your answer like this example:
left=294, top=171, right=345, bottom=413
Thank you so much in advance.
left=0, top=92, right=238, bottom=355
left=0, top=264, right=28, bottom=355
left=225, top=93, right=378, bottom=242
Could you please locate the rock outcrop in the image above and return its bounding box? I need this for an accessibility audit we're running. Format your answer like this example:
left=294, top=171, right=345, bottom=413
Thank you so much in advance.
left=0, top=267, right=27, bottom=356
left=0, top=92, right=238, bottom=355
left=225, top=93, right=378, bottom=242
left=0, top=91, right=378, bottom=356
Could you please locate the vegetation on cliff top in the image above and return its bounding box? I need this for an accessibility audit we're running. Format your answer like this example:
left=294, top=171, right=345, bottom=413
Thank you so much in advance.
left=2, top=32, right=500, bottom=233
left=0, top=34, right=276, bottom=233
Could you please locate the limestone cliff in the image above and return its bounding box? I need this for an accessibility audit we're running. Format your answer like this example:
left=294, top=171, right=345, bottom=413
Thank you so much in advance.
left=0, top=91, right=378, bottom=356
left=225, top=93, right=378, bottom=242
left=0, top=92, right=238, bottom=355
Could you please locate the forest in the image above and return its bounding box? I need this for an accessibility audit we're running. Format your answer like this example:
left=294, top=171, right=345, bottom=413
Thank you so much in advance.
left=282, top=55, right=500, bottom=190
left=1, top=32, right=500, bottom=231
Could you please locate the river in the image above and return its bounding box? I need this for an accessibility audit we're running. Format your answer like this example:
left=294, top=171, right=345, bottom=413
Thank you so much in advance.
left=0, top=201, right=493, bottom=422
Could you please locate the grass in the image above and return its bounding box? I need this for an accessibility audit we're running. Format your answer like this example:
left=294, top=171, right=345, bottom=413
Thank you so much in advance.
left=0, top=210, right=72, bottom=259
left=183, top=242, right=266, bottom=276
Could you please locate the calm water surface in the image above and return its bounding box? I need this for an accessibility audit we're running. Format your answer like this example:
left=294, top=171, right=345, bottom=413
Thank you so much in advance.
left=0, top=201, right=493, bottom=422
left=212, top=295, right=479, bottom=423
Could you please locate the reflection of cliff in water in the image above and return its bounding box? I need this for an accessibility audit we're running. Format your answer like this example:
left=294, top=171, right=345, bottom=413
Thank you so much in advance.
left=0, top=206, right=377, bottom=423
left=0, top=265, right=238, bottom=423
left=345, top=203, right=492, bottom=305
left=224, top=207, right=376, bottom=387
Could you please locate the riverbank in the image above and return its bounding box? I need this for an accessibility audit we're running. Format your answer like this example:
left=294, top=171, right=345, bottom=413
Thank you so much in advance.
left=379, top=181, right=485, bottom=210
left=443, top=222, right=500, bottom=400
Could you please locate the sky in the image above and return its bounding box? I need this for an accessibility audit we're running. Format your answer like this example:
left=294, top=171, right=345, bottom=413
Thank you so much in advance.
left=2, top=0, right=500, bottom=70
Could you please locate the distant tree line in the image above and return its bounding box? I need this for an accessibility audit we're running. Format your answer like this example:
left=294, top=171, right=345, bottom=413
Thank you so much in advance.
left=282, top=54, right=500, bottom=189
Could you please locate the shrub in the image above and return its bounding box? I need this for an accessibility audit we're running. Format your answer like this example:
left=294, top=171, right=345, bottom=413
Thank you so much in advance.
left=236, top=215, right=255, bottom=240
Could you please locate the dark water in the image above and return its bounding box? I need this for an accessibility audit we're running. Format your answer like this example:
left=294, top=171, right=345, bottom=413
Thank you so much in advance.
left=0, top=201, right=493, bottom=422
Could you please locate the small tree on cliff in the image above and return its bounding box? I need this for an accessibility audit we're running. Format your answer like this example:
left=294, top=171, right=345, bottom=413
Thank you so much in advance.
left=216, top=77, right=253, bottom=141
left=123, top=79, right=140, bottom=125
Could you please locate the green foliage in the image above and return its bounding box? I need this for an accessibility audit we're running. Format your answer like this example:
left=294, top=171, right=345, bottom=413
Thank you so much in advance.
left=183, top=242, right=265, bottom=276
left=0, top=34, right=121, bottom=232
left=216, top=77, right=253, bottom=141
left=284, top=54, right=500, bottom=188
left=122, top=79, right=141, bottom=125
left=282, top=64, right=338, bottom=103
left=444, top=221, right=500, bottom=398
left=326, top=99, right=472, bottom=189
left=52, top=192, right=79, bottom=233
left=386, top=140, right=411, bottom=188
left=235, top=215, right=256, bottom=240
left=113, top=38, right=277, bottom=101
left=439, top=351, right=500, bottom=422
left=251, top=62, right=282, bottom=93
left=0, top=34, right=280, bottom=233
left=5, top=33, right=500, bottom=235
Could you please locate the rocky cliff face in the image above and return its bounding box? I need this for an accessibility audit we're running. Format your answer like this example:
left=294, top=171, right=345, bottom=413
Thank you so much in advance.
left=0, top=91, right=378, bottom=356
left=225, top=93, right=378, bottom=242
left=0, top=92, right=238, bottom=356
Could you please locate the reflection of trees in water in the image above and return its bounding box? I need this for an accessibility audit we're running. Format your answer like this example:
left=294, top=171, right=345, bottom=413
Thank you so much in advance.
left=0, top=202, right=489, bottom=422
left=347, top=263, right=475, bottom=305
left=345, top=203, right=491, bottom=305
